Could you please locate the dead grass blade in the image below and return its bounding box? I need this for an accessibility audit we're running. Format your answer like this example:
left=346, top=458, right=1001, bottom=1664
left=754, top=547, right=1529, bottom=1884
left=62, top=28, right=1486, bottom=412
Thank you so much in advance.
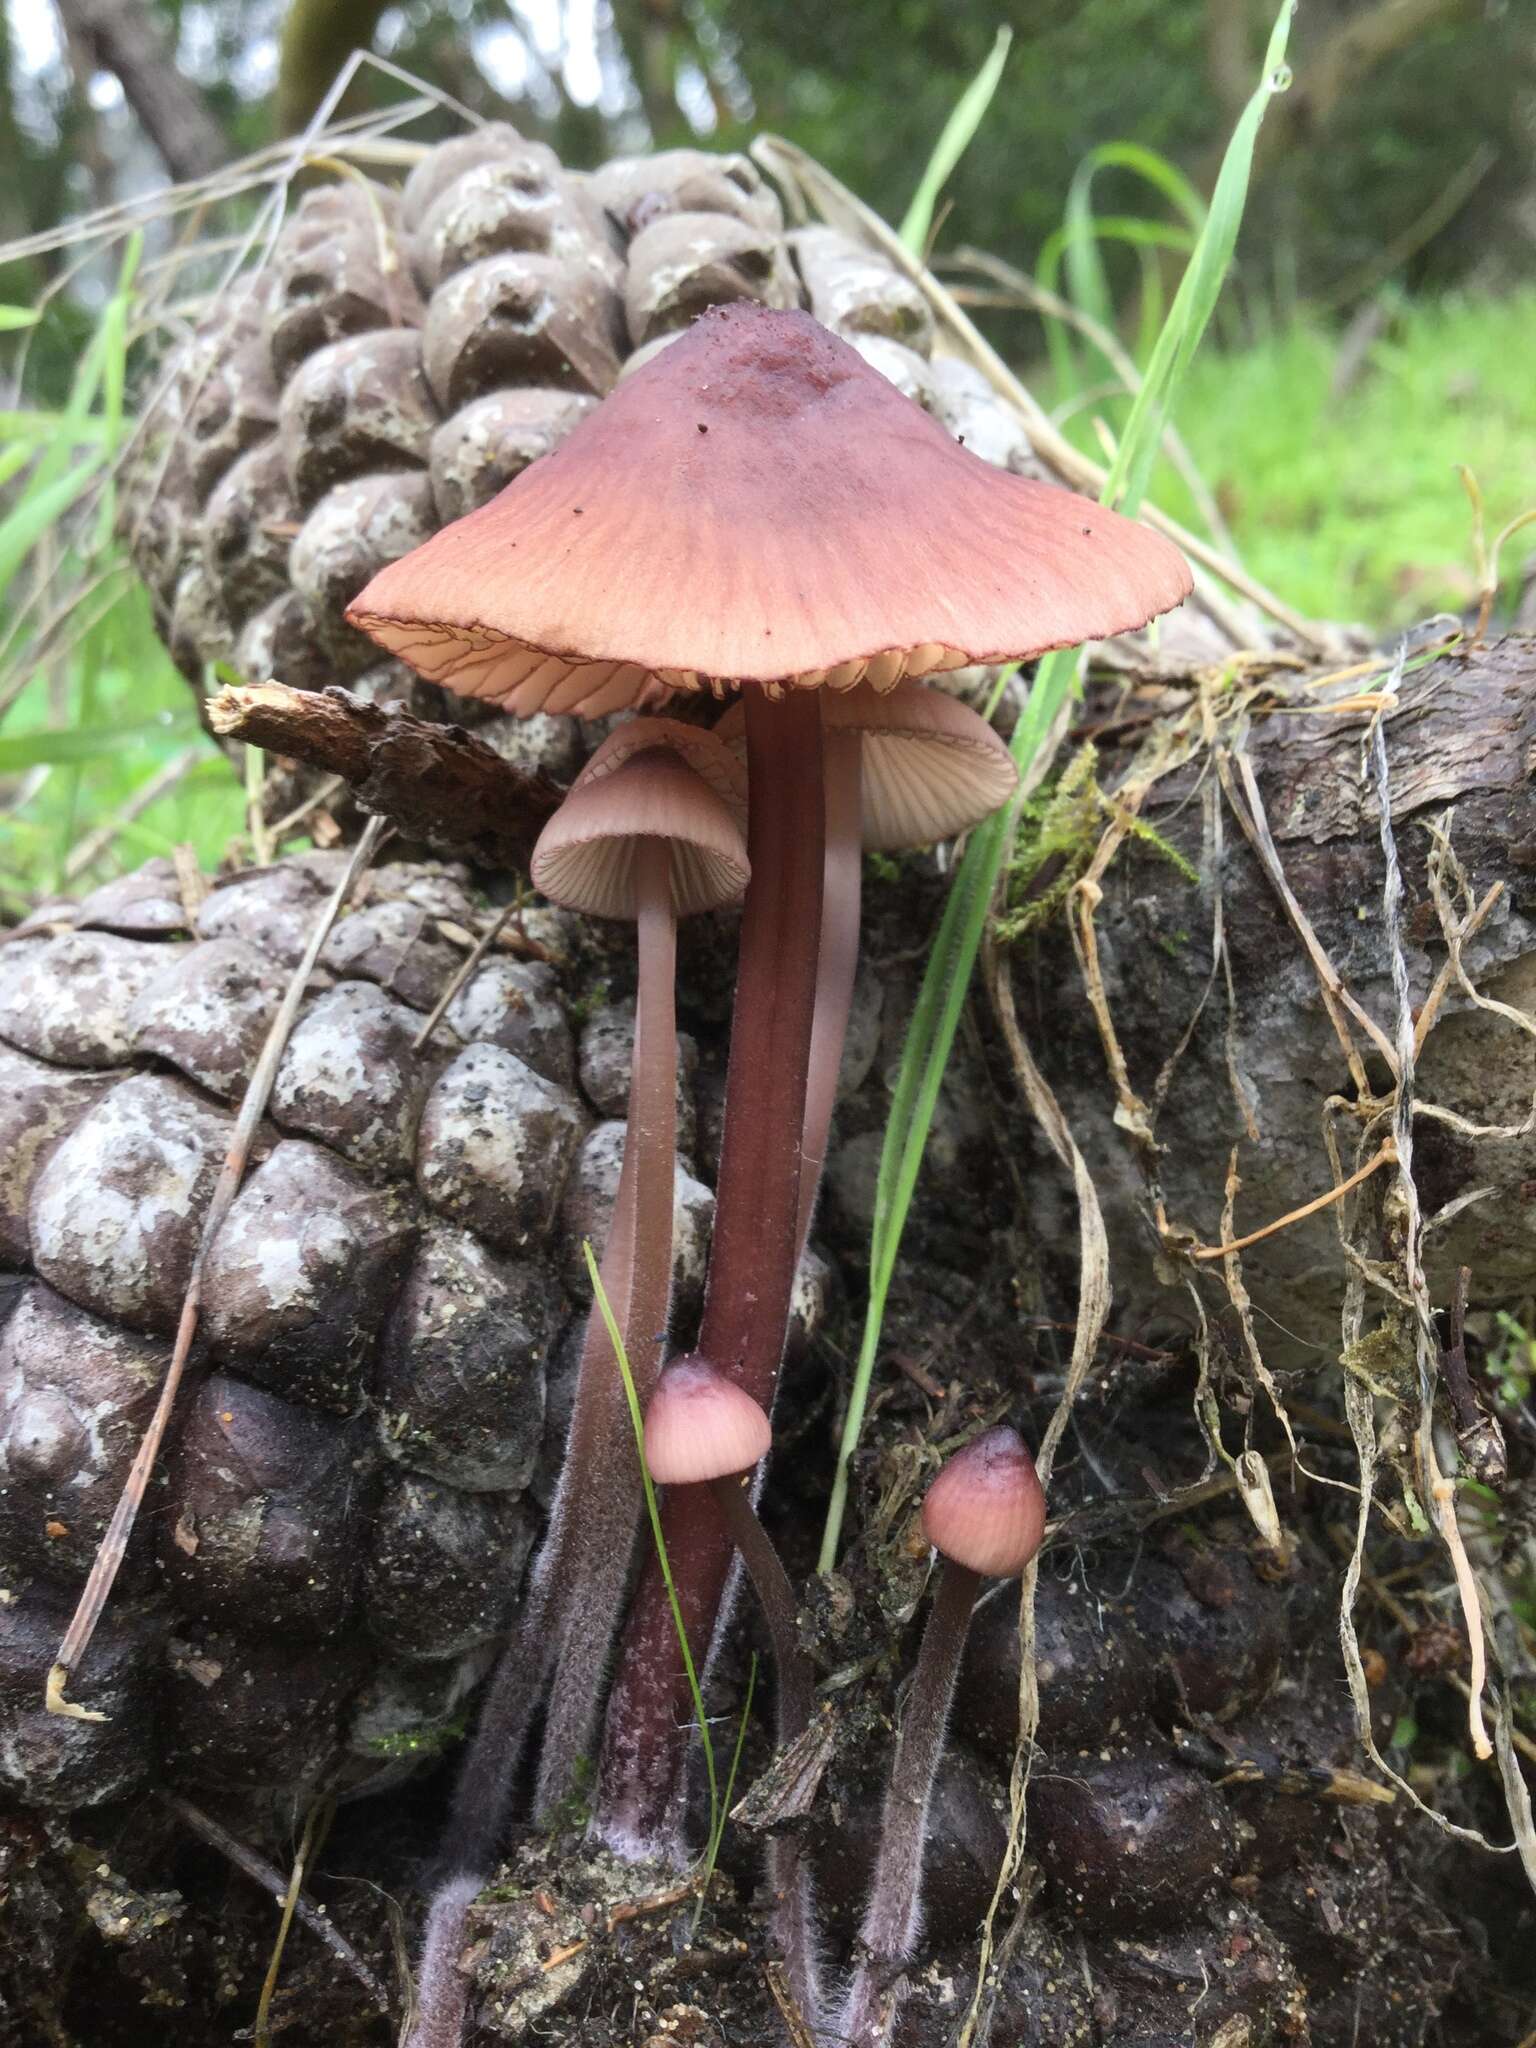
left=1363, top=704, right=1493, bottom=1763
left=1218, top=748, right=1399, bottom=1088
left=966, top=940, right=1114, bottom=2048
left=161, top=1793, right=387, bottom=2008
left=47, top=816, right=389, bottom=1715
left=254, top=1799, right=331, bottom=2047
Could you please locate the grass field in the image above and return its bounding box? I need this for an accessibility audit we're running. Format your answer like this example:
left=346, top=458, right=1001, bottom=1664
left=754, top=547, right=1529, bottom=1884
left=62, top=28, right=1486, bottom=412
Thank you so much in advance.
left=1146, top=289, right=1536, bottom=627
left=2, top=289, right=1533, bottom=909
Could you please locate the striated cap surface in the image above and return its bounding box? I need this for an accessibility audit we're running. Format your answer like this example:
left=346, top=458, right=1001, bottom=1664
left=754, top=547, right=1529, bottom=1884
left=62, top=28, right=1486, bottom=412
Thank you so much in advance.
left=348, top=303, right=1192, bottom=716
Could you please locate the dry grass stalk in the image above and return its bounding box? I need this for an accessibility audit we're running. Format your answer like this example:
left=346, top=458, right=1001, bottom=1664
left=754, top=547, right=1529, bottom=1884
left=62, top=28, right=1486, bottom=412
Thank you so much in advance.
left=46, top=814, right=390, bottom=1717
left=160, top=1793, right=388, bottom=2005
left=412, top=900, right=520, bottom=1053
left=966, top=937, right=1114, bottom=2048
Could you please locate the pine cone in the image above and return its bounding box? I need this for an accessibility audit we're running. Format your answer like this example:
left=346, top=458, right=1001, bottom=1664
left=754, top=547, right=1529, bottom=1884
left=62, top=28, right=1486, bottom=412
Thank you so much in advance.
left=0, top=850, right=806, bottom=1831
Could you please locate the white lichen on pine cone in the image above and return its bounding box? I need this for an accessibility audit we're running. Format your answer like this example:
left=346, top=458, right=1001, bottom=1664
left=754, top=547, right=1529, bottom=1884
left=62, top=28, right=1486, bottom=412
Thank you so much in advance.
left=0, top=850, right=807, bottom=1822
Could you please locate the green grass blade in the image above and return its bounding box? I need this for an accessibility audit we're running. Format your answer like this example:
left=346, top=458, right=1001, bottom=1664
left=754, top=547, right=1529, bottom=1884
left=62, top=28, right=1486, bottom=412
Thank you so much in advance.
left=0, top=457, right=105, bottom=596
left=1061, top=145, right=1204, bottom=352
left=694, top=1653, right=757, bottom=1931
left=583, top=1241, right=720, bottom=1848
left=0, top=305, right=40, bottom=331
left=818, top=656, right=1068, bottom=1573
left=1105, top=1, right=1295, bottom=517
left=0, top=716, right=197, bottom=773
left=818, top=0, right=1297, bottom=1573
left=899, top=27, right=1012, bottom=256
left=0, top=413, right=115, bottom=446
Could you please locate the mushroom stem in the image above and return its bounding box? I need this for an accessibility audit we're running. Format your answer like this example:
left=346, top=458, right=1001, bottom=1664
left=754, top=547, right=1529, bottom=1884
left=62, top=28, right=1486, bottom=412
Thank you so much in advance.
left=597, top=686, right=826, bottom=1851
left=707, top=1475, right=814, bottom=1738
left=709, top=1472, right=823, bottom=2029
left=701, top=686, right=827, bottom=1395
left=534, top=836, right=679, bottom=1814
left=839, top=1560, right=979, bottom=2048
left=797, top=728, right=863, bottom=1256
left=403, top=839, right=679, bottom=2048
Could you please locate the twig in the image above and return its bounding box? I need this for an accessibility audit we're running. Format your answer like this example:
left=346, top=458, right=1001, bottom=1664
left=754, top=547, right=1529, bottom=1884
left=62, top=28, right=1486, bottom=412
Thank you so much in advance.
left=1440, top=1266, right=1479, bottom=1439
left=46, top=815, right=389, bottom=1714
left=159, top=1793, right=388, bottom=2006
left=413, top=900, right=518, bottom=1052
left=1439, top=1264, right=1507, bottom=1489
left=208, top=680, right=564, bottom=872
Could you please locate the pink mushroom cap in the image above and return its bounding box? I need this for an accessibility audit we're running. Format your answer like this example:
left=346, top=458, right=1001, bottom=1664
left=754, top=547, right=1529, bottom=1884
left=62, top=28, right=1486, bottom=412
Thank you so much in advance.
left=347, top=302, right=1193, bottom=717
left=920, top=1425, right=1045, bottom=1578
left=644, top=1357, right=773, bottom=1486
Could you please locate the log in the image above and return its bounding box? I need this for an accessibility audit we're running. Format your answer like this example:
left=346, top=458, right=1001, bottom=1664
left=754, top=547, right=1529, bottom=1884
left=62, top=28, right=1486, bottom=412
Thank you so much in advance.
left=1012, top=633, right=1536, bottom=1366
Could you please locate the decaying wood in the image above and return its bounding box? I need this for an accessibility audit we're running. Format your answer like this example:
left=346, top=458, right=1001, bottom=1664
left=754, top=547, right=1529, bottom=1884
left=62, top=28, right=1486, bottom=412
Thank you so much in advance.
left=208, top=681, right=566, bottom=872
left=1015, top=634, right=1536, bottom=1366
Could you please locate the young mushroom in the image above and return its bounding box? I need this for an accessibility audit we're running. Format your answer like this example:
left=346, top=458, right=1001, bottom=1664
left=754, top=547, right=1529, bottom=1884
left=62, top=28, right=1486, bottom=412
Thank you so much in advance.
left=349, top=301, right=1190, bottom=1855
left=839, top=1426, right=1045, bottom=2048
left=405, top=720, right=747, bottom=2048
left=644, top=1356, right=821, bottom=2026
left=644, top=1357, right=813, bottom=1738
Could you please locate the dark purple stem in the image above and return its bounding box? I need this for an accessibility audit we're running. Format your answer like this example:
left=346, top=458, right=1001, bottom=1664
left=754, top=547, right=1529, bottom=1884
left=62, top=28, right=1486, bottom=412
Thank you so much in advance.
left=710, top=1474, right=823, bottom=2028
left=797, top=727, right=863, bottom=1257
left=535, top=840, right=679, bottom=1815
left=406, top=838, right=678, bottom=2048
left=708, top=1477, right=814, bottom=1738
left=596, top=687, right=825, bottom=1853
left=839, top=1560, right=979, bottom=2048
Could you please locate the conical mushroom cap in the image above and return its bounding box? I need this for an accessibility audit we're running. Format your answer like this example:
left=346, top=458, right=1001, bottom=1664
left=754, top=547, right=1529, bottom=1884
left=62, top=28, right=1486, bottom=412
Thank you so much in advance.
left=644, top=1357, right=771, bottom=1484
left=348, top=303, right=1192, bottom=717
left=531, top=719, right=749, bottom=920
left=921, top=1425, right=1044, bottom=1578
left=717, top=682, right=1019, bottom=850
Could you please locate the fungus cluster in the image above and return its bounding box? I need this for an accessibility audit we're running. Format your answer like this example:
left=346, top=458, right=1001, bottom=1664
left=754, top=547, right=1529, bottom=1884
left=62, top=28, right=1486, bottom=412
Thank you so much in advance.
left=348, top=299, right=1190, bottom=2047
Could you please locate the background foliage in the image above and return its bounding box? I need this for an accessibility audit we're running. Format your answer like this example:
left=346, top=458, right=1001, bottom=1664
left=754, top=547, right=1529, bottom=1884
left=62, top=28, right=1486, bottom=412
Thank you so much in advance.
left=1, top=0, right=1534, bottom=901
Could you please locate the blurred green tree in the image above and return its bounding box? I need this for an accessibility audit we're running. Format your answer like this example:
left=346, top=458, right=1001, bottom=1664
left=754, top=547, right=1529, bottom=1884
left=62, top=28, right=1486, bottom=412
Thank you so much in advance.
left=6, top=0, right=1534, bottom=317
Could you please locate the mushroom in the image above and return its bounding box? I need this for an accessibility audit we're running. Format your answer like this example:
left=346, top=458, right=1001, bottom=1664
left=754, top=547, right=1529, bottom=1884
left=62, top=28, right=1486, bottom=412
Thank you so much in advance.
left=644, top=1357, right=812, bottom=1739
left=644, top=1355, right=821, bottom=2026
left=838, top=1426, right=1045, bottom=2048
left=406, top=720, right=746, bottom=2048
left=349, top=302, right=1189, bottom=1853
left=527, top=720, right=749, bottom=1813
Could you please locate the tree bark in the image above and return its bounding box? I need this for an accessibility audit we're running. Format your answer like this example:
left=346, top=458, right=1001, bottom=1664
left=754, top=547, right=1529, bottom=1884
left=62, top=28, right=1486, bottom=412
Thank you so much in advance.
left=1016, top=634, right=1536, bottom=1367
left=51, top=0, right=226, bottom=184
